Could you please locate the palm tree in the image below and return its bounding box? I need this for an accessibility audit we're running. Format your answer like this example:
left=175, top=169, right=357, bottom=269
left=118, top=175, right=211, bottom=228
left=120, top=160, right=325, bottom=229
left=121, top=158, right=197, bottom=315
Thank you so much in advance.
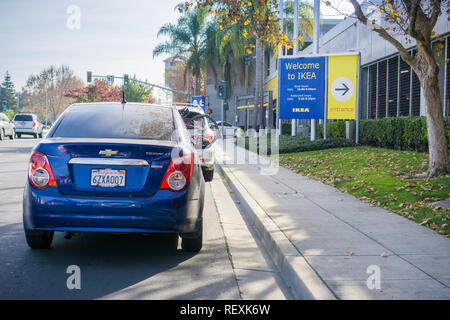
left=252, top=0, right=313, bottom=132
left=153, top=4, right=210, bottom=96
left=206, top=21, right=249, bottom=92
left=283, top=0, right=314, bottom=50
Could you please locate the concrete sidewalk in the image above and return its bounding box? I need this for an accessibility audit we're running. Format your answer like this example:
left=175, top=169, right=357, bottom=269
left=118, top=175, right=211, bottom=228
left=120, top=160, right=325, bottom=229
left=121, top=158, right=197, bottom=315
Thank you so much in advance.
left=216, top=141, right=450, bottom=300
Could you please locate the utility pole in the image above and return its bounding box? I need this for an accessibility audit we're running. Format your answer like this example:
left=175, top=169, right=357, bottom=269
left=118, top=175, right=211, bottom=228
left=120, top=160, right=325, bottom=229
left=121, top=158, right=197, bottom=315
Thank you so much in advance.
left=310, top=0, right=320, bottom=141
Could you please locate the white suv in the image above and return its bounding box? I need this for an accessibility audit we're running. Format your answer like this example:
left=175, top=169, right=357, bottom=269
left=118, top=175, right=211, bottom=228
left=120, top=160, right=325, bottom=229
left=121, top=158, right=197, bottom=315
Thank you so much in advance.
left=177, top=106, right=218, bottom=182
left=13, top=113, right=44, bottom=138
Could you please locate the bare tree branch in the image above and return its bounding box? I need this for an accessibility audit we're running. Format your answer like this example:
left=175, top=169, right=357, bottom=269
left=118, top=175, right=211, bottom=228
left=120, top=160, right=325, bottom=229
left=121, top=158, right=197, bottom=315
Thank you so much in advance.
left=349, top=0, right=415, bottom=66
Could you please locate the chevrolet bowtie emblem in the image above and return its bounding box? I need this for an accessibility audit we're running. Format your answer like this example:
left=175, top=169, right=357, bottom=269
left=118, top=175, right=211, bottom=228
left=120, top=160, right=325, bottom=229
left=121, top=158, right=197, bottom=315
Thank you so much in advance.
left=99, top=149, right=118, bottom=157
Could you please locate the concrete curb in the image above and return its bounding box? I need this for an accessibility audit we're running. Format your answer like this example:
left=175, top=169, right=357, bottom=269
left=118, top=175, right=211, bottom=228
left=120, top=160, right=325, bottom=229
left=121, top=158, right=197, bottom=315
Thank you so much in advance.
left=218, top=165, right=337, bottom=300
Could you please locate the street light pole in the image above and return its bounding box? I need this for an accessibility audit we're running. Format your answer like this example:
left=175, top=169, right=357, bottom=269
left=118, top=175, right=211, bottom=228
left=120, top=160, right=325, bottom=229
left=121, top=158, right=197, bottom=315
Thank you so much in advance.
left=276, top=0, right=284, bottom=146
left=291, top=0, right=299, bottom=137
left=310, top=0, right=320, bottom=141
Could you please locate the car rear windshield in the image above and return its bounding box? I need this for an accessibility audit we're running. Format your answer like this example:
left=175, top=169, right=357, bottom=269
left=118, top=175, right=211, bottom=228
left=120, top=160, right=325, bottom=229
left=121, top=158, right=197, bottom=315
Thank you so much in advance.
left=14, top=115, right=33, bottom=121
left=51, top=104, right=175, bottom=140
left=181, top=111, right=208, bottom=129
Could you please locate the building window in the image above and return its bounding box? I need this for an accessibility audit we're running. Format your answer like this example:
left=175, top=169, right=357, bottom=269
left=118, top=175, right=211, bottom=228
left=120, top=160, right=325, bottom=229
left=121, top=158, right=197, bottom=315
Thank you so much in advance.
left=387, top=56, right=399, bottom=117
left=369, top=65, right=377, bottom=119
left=446, top=36, right=450, bottom=116
left=377, top=60, right=387, bottom=118
left=360, top=67, right=368, bottom=119
left=410, top=49, right=421, bottom=116
left=399, top=57, right=410, bottom=116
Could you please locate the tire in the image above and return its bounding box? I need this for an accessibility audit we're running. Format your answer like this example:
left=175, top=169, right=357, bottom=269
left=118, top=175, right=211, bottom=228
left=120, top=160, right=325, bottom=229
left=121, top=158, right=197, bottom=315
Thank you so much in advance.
left=17, top=133, right=21, bottom=138
left=181, top=222, right=203, bottom=252
left=33, top=133, right=37, bottom=139
left=9, top=130, right=15, bottom=140
left=39, top=132, right=43, bottom=138
left=0, top=130, right=4, bottom=140
left=202, top=168, right=214, bottom=182
left=24, top=229, right=54, bottom=249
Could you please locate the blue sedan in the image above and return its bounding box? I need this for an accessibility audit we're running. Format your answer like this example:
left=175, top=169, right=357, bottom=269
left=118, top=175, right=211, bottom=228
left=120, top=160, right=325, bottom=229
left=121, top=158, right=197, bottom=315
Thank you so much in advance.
left=23, top=103, right=205, bottom=252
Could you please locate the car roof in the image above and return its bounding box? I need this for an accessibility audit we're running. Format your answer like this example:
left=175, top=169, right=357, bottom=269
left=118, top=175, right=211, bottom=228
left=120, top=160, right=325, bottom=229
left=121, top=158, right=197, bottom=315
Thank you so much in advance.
left=68, top=102, right=174, bottom=109
left=14, top=113, right=36, bottom=117
left=175, top=105, right=205, bottom=114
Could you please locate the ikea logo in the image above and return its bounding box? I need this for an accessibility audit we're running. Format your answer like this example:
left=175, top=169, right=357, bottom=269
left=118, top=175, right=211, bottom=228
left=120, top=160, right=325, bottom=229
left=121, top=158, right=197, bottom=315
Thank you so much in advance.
left=292, top=108, right=310, bottom=113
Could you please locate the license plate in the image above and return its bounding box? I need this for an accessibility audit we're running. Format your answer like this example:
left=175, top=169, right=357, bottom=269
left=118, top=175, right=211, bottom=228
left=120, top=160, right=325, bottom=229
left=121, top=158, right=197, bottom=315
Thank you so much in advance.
left=90, top=169, right=126, bottom=187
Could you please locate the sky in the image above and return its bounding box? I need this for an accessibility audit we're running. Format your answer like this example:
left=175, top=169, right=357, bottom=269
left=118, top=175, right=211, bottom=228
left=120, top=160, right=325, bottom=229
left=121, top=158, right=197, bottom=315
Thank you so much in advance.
left=0, top=0, right=350, bottom=95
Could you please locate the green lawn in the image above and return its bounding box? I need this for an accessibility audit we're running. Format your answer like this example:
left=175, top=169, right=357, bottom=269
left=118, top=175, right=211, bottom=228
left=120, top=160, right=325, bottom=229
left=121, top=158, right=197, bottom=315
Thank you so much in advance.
left=278, top=146, right=450, bottom=236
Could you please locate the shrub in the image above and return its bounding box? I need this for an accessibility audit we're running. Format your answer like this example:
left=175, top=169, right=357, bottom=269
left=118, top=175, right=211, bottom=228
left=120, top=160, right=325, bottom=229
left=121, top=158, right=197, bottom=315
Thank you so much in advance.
left=240, top=135, right=355, bottom=154
left=359, top=116, right=450, bottom=152
left=318, top=121, right=346, bottom=139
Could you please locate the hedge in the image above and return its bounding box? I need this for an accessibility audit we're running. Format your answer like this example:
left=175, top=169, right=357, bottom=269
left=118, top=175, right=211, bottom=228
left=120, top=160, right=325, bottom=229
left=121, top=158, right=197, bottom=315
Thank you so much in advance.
left=358, top=116, right=450, bottom=152
left=317, top=121, right=346, bottom=139
left=241, top=135, right=355, bottom=155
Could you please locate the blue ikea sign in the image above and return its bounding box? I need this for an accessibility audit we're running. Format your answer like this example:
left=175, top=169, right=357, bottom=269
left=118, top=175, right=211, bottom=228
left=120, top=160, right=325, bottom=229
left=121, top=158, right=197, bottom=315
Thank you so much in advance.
left=279, top=56, right=325, bottom=119
left=191, top=96, right=206, bottom=112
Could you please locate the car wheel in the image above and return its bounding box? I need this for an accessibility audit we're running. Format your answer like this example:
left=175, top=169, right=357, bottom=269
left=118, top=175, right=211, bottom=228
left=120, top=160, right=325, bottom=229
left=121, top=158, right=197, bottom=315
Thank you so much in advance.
left=33, top=133, right=37, bottom=139
left=24, top=229, right=54, bottom=249
left=9, top=130, right=15, bottom=140
left=0, top=130, right=4, bottom=140
left=39, top=132, right=43, bottom=138
left=181, top=222, right=202, bottom=252
left=17, top=133, right=21, bottom=138
left=202, top=168, right=214, bottom=182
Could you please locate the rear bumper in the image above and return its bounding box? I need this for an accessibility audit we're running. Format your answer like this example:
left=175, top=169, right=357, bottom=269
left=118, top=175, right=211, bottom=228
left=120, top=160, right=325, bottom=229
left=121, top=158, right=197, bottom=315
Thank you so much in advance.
left=16, top=128, right=38, bottom=134
left=200, top=146, right=215, bottom=169
left=23, top=182, right=204, bottom=234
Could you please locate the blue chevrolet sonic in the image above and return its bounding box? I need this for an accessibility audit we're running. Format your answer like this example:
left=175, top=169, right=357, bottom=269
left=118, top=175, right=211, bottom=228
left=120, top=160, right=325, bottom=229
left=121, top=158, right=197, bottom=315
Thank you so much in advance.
left=23, top=102, right=205, bottom=252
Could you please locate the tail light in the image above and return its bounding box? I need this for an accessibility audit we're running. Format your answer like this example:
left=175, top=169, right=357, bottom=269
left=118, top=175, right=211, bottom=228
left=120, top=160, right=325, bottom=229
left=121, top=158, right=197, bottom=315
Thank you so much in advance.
left=160, top=153, right=193, bottom=192
left=33, top=122, right=36, bottom=127
left=28, top=151, right=57, bottom=189
left=204, top=135, right=214, bottom=143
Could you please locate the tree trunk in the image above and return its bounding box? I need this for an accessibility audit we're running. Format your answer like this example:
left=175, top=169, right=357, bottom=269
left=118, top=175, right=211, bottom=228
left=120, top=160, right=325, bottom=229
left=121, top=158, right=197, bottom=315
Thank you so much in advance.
left=252, top=38, right=264, bottom=133
left=415, top=43, right=449, bottom=177
left=194, top=73, right=198, bottom=96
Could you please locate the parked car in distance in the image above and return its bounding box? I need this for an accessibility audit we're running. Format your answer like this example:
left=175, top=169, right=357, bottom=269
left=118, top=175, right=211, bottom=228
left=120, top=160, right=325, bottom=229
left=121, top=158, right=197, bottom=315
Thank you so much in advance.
left=177, top=105, right=218, bottom=182
left=23, top=103, right=205, bottom=252
left=0, top=112, right=16, bottom=140
left=217, top=121, right=243, bottom=138
left=13, top=113, right=44, bottom=138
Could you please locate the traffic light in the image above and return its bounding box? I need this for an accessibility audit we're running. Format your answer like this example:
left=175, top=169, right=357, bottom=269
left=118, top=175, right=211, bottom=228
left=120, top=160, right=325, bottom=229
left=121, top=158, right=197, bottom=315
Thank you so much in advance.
left=123, top=74, right=129, bottom=86
left=87, top=71, right=92, bottom=83
left=217, top=81, right=227, bottom=100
